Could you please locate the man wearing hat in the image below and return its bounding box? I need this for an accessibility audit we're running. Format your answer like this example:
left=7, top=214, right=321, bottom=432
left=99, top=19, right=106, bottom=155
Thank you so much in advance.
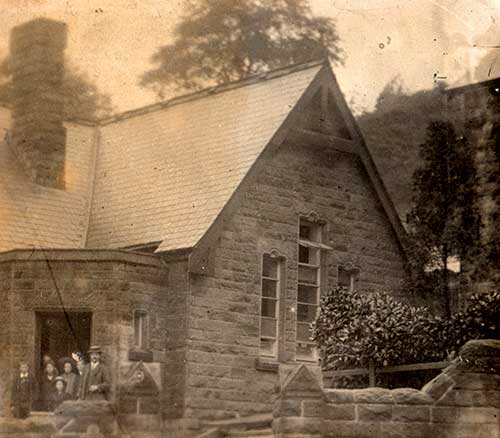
left=81, top=346, right=111, bottom=401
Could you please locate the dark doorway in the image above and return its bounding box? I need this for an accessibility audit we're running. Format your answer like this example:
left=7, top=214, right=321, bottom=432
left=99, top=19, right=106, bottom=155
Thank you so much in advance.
left=36, top=311, right=92, bottom=370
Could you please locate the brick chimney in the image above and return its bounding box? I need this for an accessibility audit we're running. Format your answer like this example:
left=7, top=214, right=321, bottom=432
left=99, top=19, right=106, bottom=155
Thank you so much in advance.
left=9, top=18, right=67, bottom=189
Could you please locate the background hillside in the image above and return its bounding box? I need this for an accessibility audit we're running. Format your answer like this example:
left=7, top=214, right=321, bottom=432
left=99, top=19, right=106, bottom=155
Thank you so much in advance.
left=357, top=81, right=446, bottom=223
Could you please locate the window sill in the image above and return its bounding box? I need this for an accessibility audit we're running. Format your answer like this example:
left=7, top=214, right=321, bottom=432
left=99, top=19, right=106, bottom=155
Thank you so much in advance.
left=255, top=358, right=279, bottom=373
left=128, top=349, right=154, bottom=362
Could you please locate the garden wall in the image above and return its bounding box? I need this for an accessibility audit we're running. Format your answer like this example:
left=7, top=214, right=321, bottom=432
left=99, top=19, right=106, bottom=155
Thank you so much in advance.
left=273, top=339, right=500, bottom=438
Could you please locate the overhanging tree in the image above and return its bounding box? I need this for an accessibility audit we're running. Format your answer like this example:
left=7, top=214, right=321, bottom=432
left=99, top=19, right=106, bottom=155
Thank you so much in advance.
left=407, top=121, right=480, bottom=317
left=140, top=0, right=342, bottom=97
left=0, top=57, right=113, bottom=120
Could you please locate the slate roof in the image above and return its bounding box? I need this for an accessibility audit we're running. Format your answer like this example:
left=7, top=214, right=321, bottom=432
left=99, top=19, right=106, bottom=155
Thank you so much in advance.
left=86, top=62, right=322, bottom=250
left=0, top=107, right=95, bottom=252
left=0, top=60, right=405, bottom=253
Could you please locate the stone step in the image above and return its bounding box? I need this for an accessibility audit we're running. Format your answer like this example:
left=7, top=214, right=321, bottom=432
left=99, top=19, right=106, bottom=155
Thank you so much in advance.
left=225, top=428, right=274, bottom=437
left=202, top=414, right=272, bottom=432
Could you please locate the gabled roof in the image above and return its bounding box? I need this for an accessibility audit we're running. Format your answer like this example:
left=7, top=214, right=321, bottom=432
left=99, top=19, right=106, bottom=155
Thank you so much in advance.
left=0, top=60, right=407, bottom=254
left=86, top=61, right=324, bottom=250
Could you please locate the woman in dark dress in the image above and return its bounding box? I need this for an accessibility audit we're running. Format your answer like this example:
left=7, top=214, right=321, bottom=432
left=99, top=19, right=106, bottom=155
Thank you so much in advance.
left=39, top=361, right=58, bottom=411
left=48, top=377, right=71, bottom=411
left=60, top=361, right=77, bottom=399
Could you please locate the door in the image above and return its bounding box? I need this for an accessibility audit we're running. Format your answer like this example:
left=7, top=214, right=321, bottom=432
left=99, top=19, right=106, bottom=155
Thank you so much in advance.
left=36, top=311, right=92, bottom=370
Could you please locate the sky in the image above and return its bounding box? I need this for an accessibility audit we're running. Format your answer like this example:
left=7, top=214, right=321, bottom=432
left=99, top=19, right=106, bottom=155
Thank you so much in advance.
left=1, top=0, right=500, bottom=114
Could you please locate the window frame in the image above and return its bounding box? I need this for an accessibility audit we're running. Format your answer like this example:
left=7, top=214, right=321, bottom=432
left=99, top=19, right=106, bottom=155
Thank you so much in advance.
left=338, top=264, right=360, bottom=292
left=259, top=252, right=284, bottom=360
left=133, top=309, right=149, bottom=350
left=296, top=216, right=330, bottom=362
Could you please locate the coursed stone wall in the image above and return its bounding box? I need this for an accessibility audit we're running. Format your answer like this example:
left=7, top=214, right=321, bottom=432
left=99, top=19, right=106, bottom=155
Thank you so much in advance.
left=185, top=139, right=409, bottom=420
left=273, top=339, right=500, bottom=438
left=0, top=250, right=169, bottom=418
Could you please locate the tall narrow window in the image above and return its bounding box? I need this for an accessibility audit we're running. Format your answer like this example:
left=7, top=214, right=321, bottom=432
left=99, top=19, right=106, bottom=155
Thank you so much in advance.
left=134, top=310, right=148, bottom=350
left=260, top=254, right=280, bottom=358
left=296, top=219, right=324, bottom=361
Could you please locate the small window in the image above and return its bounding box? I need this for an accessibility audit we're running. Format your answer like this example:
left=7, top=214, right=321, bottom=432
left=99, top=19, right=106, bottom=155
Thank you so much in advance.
left=296, top=218, right=324, bottom=361
left=260, top=254, right=281, bottom=358
left=338, top=266, right=359, bottom=291
left=134, top=310, right=148, bottom=349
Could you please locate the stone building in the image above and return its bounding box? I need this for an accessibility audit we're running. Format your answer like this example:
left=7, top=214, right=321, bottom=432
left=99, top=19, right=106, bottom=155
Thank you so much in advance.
left=0, top=18, right=410, bottom=433
left=445, top=78, right=500, bottom=292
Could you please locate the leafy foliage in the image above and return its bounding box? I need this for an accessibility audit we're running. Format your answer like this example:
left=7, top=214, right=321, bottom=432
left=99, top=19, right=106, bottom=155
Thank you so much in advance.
left=0, top=57, right=113, bottom=120
left=406, top=121, right=480, bottom=317
left=313, top=287, right=499, bottom=371
left=313, top=287, right=444, bottom=370
left=453, top=290, right=500, bottom=343
left=140, top=0, right=342, bottom=97
left=481, top=86, right=500, bottom=285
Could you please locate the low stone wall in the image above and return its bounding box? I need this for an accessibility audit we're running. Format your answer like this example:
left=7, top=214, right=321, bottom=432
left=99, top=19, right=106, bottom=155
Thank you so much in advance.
left=273, top=340, right=500, bottom=438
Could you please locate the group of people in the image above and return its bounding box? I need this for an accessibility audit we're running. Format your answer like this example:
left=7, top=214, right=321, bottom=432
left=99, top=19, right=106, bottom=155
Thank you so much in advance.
left=11, top=346, right=111, bottom=419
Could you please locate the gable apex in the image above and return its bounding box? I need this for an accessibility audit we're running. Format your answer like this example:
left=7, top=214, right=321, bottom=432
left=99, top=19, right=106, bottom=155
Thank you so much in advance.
left=179, top=62, right=408, bottom=260
left=279, top=63, right=408, bottom=255
left=280, top=365, right=324, bottom=394
left=292, top=77, right=353, bottom=141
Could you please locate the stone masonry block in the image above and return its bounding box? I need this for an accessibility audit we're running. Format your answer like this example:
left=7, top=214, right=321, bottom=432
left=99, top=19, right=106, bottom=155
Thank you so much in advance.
left=320, top=420, right=381, bottom=438
left=453, top=372, right=500, bottom=391
left=453, top=389, right=488, bottom=407
left=435, top=423, right=500, bottom=438
left=302, top=399, right=324, bottom=417
left=380, top=422, right=433, bottom=438
left=456, top=407, right=499, bottom=423
left=459, top=339, right=500, bottom=362
left=391, top=388, right=433, bottom=405
left=322, top=404, right=355, bottom=421
left=325, top=389, right=355, bottom=404
left=422, top=373, right=455, bottom=401
left=273, top=416, right=321, bottom=434
left=392, top=405, right=430, bottom=422
left=277, top=399, right=302, bottom=417
left=432, top=406, right=458, bottom=424
left=435, top=388, right=457, bottom=405
left=357, top=404, right=392, bottom=422
left=354, top=388, right=394, bottom=404
left=485, top=390, right=500, bottom=408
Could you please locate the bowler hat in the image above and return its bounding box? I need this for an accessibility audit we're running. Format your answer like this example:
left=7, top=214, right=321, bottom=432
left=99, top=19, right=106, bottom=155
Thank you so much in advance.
left=87, top=345, right=103, bottom=354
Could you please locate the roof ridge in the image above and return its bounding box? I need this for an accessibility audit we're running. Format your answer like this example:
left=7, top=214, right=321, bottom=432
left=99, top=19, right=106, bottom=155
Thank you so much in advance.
left=0, top=59, right=327, bottom=128
left=99, top=59, right=326, bottom=126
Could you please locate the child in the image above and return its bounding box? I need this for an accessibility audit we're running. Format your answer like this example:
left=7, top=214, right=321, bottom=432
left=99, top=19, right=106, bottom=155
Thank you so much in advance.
left=39, top=361, right=58, bottom=411
left=48, top=377, right=71, bottom=411
left=11, top=362, right=38, bottom=419
left=61, top=361, right=77, bottom=398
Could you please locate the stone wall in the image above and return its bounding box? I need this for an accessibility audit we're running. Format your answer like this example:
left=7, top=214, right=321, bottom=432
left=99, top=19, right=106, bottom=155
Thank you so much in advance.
left=0, top=249, right=170, bottom=418
left=185, top=137, right=409, bottom=419
left=273, top=340, right=500, bottom=438
left=162, top=257, right=190, bottom=421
